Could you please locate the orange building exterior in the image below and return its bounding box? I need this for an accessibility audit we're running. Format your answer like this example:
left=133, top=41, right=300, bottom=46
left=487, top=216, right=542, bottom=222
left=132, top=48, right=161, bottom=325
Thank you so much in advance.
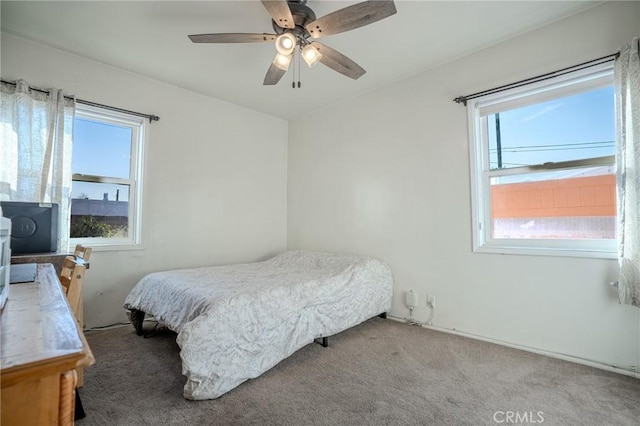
left=491, top=174, right=616, bottom=219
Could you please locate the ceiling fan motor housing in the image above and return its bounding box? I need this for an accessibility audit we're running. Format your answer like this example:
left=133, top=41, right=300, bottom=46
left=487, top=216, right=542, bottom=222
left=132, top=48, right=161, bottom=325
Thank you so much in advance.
left=272, top=1, right=316, bottom=38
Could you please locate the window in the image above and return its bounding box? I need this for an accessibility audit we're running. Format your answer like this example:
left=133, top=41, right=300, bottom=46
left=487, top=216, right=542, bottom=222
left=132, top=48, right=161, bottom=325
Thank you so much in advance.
left=70, top=104, right=145, bottom=249
left=468, top=63, right=616, bottom=258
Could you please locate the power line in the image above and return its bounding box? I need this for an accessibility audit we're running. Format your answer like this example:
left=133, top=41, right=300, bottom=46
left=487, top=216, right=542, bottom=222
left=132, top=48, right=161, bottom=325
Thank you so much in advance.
left=498, top=145, right=614, bottom=153
left=488, top=140, right=614, bottom=151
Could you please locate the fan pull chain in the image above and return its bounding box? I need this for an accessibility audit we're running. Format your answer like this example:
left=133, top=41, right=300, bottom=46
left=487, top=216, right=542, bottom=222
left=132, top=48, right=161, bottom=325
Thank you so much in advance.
left=291, top=47, right=296, bottom=88
left=291, top=45, right=298, bottom=89
left=291, top=46, right=302, bottom=89
left=297, top=45, right=301, bottom=88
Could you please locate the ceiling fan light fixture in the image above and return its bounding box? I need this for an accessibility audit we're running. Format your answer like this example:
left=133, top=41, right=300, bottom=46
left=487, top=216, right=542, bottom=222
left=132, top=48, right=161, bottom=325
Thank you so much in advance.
left=275, top=33, right=296, bottom=56
left=302, top=44, right=322, bottom=67
left=273, top=52, right=293, bottom=71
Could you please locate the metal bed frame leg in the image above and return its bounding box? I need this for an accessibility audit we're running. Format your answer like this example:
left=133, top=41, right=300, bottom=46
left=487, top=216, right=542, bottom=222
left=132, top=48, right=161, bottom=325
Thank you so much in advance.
left=130, top=309, right=145, bottom=336
left=314, top=337, right=329, bottom=348
left=313, top=312, right=385, bottom=348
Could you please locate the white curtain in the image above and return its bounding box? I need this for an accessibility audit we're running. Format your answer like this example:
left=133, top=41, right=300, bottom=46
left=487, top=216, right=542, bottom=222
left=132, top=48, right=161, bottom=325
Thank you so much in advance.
left=0, top=80, right=75, bottom=252
left=614, top=37, right=640, bottom=307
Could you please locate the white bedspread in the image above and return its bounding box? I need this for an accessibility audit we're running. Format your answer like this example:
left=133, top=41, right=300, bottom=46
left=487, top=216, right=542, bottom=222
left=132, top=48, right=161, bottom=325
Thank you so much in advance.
left=123, top=250, right=393, bottom=400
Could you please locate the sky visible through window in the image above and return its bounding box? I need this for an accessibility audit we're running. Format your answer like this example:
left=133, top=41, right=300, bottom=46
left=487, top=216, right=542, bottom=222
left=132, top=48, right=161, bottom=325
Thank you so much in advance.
left=71, top=118, right=132, bottom=202
left=487, top=86, right=615, bottom=172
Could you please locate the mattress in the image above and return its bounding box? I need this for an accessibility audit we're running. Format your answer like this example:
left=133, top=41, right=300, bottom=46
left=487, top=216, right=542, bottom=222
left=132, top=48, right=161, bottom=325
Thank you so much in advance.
left=123, top=250, right=393, bottom=400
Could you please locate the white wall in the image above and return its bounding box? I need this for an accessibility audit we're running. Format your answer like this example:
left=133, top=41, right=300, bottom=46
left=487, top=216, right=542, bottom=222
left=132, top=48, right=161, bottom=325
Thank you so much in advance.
left=288, top=2, right=640, bottom=371
left=1, top=33, right=288, bottom=328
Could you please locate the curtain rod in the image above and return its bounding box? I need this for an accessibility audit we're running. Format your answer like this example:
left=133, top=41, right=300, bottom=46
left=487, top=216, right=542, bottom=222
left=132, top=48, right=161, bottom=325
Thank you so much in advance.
left=453, top=52, right=620, bottom=106
left=0, top=79, right=160, bottom=122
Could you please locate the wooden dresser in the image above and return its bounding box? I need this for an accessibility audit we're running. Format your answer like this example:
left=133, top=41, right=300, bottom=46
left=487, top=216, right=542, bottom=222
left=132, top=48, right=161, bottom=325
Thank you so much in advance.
left=1, top=264, right=94, bottom=425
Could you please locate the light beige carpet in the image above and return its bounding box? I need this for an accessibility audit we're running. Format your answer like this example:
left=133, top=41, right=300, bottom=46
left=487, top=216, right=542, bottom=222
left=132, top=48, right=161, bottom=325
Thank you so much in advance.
left=78, top=317, right=639, bottom=425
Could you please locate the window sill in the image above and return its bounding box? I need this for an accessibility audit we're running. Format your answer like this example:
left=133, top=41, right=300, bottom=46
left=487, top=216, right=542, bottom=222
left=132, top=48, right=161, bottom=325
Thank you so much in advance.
left=474, top=241, right=617, bottom=259
left=69, top=239, right=144, bottom=252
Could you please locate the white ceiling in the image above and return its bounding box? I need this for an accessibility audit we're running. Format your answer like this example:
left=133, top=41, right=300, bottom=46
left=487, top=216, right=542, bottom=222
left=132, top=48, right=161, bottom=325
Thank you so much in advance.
left=1, top=1, right=598, bottom=120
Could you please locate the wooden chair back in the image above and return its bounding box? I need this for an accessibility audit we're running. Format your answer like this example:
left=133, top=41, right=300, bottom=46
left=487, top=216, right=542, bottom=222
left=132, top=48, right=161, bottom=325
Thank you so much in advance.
left=60, top=244, right=93, bottom=389
left=59, top=256, right=86, bottom=318
left=73, top=244, right=92, bottom=263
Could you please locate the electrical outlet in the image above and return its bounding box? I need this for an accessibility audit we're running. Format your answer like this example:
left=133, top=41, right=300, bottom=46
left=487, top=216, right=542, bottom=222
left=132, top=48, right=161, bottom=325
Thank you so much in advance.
left=427, top=294, right=436, bottom=308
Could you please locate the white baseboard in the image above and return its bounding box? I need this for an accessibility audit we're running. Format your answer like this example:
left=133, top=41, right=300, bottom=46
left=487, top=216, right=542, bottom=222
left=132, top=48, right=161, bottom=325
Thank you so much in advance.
left=386, top=315, right=640, bottom=379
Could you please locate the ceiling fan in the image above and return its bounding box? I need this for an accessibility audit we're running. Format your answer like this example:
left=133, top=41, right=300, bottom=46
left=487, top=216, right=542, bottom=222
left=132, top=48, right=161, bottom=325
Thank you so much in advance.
left=188, top=0, right=397, bottom=86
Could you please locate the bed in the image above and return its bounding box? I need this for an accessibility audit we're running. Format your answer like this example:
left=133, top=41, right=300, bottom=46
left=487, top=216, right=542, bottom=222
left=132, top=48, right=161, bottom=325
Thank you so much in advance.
left=123, top=250, right=393, bottom=400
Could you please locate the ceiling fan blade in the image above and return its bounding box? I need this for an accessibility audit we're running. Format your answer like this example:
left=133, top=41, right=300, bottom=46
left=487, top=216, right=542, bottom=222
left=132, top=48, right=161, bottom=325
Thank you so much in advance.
left=263, top=62, right=287, bottom=86
left=310, top=42, right=366, bottom=80
left=306, top=0, right=397, bottom=39
left=188, top=33, right=276, bottom=43
left=261, top=0, right=295, bottom=29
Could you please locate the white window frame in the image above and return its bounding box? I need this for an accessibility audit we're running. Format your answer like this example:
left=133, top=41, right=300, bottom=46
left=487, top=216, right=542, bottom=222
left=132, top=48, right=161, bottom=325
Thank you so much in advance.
left=468, top=63, right=616, bottom=259
left=70, top=104, right=145, bottom=251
